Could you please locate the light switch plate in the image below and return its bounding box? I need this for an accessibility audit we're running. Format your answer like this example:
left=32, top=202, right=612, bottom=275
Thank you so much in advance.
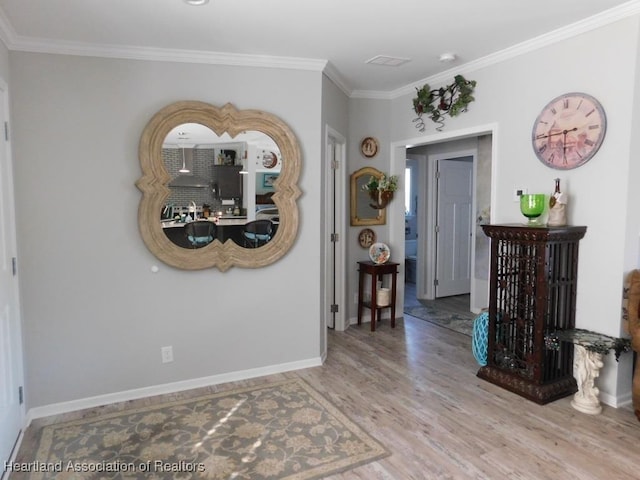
left=514, top=188, right=527, bottom=202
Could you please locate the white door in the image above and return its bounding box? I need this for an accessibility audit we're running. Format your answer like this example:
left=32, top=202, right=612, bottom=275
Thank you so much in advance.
left=0, top=79, right=24, bottom=466
left=435, top=157, right=473, bottom=297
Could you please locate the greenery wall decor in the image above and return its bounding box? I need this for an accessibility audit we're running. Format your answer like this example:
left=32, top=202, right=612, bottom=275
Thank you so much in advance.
left=363, top=173, right=398, bottom=210
left=412, top=75, right=477, bottom=132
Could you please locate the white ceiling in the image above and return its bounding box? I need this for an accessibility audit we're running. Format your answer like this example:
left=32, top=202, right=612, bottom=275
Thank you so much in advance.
left=164, top=123, right=279, bottom=148
left=0, top=0, right=637, bottom=95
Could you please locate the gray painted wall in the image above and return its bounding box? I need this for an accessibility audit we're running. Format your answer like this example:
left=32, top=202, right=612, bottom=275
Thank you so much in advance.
left=6, top=12, right=640, bottom=411
left=356, top=15, right=640, bottom=404
left=10, top=52, right=325, bottom=409
left=0, top=40, right=8, bottom=79
left=346, top=97, right=392, bottom=322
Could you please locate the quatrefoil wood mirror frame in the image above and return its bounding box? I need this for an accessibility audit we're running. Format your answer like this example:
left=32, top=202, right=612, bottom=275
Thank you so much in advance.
left=136, top=101, right=301, bottom=271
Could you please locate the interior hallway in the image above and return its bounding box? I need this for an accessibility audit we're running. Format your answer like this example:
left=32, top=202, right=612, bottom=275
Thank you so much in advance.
left=404, top=279, right=472, bottom=317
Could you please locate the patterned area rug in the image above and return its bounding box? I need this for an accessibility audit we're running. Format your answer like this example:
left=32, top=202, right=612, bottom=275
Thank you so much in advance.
left=405, top=302, right=476, bottom=337
left=24, top=379, right=389, bottom=480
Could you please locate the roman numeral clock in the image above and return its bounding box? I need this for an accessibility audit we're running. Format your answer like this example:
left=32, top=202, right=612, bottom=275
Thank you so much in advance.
left=532, top=92, right=607, bottom=170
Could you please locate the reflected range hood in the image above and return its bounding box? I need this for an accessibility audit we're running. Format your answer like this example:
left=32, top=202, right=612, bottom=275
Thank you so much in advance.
left=168, top=148, right=210, bottom=188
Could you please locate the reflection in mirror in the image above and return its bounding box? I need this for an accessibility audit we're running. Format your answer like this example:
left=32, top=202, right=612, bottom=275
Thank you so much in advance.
left=136, top=101, right=301, bottom=271
left=160, top=124, right=281, bottom=249
left=350, top=167, right=386, bottom=226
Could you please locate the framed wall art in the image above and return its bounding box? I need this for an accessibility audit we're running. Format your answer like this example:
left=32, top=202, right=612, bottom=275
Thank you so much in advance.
left=360, top=137, right=379, bottom=158
left=262, top=173, right=279, bottom=188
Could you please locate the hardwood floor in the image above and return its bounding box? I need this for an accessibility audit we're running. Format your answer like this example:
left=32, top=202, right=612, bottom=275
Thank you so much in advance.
left=305, top=318, right=640, bottom=479
left=15, top=317, right=640, bottom=479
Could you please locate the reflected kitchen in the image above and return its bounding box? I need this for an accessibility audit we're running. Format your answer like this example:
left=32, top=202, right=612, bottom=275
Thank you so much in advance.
left=161, top=124, right=280, bottom=249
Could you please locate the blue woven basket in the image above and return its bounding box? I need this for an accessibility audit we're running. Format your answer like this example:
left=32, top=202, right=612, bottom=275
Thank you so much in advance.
left=472, top=311, right=489, bottom=366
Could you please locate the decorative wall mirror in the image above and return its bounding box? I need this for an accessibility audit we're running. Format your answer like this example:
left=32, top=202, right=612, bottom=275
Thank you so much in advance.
left=350, top=166, right=386, bottom=226
left=136, top=101, right=301, bottom=271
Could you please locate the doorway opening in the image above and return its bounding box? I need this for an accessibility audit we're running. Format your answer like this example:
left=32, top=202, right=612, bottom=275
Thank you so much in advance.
left=393, top=128, right=494, bottom=319
left=404, top=149, right=473, bottom=317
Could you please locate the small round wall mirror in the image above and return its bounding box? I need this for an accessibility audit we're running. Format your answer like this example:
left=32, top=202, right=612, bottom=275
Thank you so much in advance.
left=136, top=101, right=301, bottom=271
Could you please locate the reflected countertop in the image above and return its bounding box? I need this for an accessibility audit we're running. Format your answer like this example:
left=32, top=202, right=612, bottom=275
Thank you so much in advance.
left=161, top=217, right=248, bottom=229
left=216, top=216, right=248, bottom=226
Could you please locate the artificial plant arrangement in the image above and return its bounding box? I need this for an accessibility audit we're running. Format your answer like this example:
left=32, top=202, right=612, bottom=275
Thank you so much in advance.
left=363, top=174, right=399, bottom=210
left=412, top=74, right=477, bottom=132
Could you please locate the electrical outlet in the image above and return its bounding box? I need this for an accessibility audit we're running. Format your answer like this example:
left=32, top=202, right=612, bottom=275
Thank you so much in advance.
left=514, top=187, right=527, bottom=202
left=161, top=346, right=173, bottom=363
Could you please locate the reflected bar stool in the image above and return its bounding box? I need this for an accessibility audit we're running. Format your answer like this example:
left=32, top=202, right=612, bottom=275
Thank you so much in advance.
left=184, top=221, right=216, bottom=248
left=242, top=220, right=273, bottom=248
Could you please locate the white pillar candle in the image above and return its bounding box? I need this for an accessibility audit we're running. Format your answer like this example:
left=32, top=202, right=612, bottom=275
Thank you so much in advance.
left=377, top=288, right=390, bottom=307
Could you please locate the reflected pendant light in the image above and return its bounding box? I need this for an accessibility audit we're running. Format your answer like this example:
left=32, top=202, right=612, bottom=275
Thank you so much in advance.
left=179, top=147, right=190, bottom=173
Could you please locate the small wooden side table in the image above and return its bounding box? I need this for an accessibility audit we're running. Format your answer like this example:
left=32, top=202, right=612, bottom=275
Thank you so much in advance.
left=357, top=261, right=399, bottom=331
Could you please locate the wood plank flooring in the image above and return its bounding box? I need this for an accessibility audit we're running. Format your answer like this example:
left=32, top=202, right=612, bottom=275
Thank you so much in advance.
left=307, top=318, right=640, bottom=479
left=14, top=316, right=640, bottom=479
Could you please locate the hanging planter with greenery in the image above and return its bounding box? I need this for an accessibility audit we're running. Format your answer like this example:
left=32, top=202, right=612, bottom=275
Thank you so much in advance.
left=362, top=174, right=399, bottom=210
left=412, top=75, right=477, bottom=132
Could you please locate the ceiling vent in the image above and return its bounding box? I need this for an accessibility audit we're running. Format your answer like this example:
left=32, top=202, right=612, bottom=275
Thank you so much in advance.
left=365, top=55, right=411, bottom=67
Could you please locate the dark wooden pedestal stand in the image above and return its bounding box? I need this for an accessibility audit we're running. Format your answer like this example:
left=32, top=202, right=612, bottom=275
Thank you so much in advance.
left=478, top=224, right=587, bottom=404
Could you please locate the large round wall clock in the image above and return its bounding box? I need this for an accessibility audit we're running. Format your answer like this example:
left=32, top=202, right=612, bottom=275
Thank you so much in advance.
left=532, top=92, right=607, bottom=170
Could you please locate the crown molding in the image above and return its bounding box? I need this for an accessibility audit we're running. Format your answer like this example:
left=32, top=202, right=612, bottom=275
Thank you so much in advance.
left=0, top=6, right=16, bottom=48
left=350, top=89, right=393, bottom=100
left=0, top=1, right=639, bottom=96
left=370, top=0, right=640, bottom=99
left=322, top=61, right=352, bottom=97
left=10, top=36, right=328, bottom=72
left=0, top=5, right=326, bottom=73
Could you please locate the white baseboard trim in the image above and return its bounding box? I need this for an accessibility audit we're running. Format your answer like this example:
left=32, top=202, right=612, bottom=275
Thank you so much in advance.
left=347, top=313, right=396, bottom=326
left=26, top=357, right=323, bottom=425
left=601, top=390, right=632, bottom=409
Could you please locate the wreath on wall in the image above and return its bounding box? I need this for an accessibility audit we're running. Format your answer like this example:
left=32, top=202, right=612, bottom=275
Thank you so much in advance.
left=412, top=75, right=477, bottom=132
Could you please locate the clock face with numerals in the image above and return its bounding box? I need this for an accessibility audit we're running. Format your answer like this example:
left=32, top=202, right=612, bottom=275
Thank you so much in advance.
left=532, top=92, right=606, bottom=170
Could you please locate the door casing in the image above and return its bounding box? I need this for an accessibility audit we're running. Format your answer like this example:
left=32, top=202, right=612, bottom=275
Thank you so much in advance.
left=322, top=126, right=347, bottom=344
left=0, top=76, right=25, bottom=469
left=389, top=123, right=499, bottom=316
